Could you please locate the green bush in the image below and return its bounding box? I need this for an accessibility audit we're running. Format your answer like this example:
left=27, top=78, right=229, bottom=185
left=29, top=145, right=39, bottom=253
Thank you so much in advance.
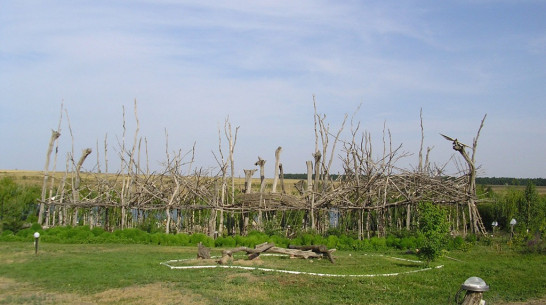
left=416, top=202, right=450, bottom=264
left=0, top=177, right=40, bottom=232
left=465, top=234, right=477, bottom=244
left=400, top=236, right=418, bottom=250
left=370, top=236, right=387, bottom=250
left=215, top=236, right=236, bottom=247
left=0, top=233, right=20, bottom=241
left=301, top=233, right=315, bottom=245
left=16, top=228, right=33, bottom=238
left=448, top=236, right=465, bottom=250
left=189, top=233, right=214, bottom=247
left=386, top=235, right=401, bottom=249
left=174, top=233, right=190, bottom=246
left=1, top=229, right=14, bottom=236
left=269, top=234, right=289, bottom=248
left=337, top=234, right=354, bottom=250
left=91, top=227, right=105, bottom=237
left=326, top=235, right=339, bottom=249
left=525, top=232, right=545, bottom=254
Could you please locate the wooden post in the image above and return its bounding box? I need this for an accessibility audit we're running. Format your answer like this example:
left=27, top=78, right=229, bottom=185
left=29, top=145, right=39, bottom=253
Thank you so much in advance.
left=72, top=148, right=92, bottom=226
left=242, top=169, right=256, bottom=235
left=255, top=157, right=266, bottom=227
left=279, top=163, right=286, bottom=194
left=243, top=169, right=257, bottom=194
left=306, top=161, right=313, bottom=193
left=461, top=291, right=484, bottom=305
left=311, top=151, right=321, bottom=230
left=272, top=146, right=282, bottom=193
left=39, top=130, right=61, bottom=224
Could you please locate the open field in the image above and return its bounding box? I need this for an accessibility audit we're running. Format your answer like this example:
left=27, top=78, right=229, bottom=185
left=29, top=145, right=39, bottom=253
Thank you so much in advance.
left=487, top=185, right=546, bottom=195
left=0, top=169, right=304, bottom=195
left=0, top=242, right=544, bottom=304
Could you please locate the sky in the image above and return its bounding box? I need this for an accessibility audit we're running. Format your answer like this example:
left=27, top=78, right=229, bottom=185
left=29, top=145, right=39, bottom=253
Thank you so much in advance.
left=1, top=0, right=545, bottom=178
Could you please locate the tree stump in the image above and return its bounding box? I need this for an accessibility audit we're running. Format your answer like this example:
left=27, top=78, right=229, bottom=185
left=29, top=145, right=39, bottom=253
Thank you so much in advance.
left=197, top=242, right=211, bottom=259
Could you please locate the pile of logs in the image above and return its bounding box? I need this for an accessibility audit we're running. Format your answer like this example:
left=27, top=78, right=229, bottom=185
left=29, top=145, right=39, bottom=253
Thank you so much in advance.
left=214, top=242, right=336, bottom=264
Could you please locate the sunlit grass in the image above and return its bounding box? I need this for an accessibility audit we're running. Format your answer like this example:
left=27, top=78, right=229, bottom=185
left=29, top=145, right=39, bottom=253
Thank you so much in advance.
left=0, top=242, right=544, bottom=304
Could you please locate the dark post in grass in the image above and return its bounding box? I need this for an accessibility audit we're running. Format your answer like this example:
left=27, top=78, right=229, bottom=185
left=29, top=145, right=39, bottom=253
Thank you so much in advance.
left=33, top=232, right=40, bottom=255
left=510, top=218, right=517, bottom=238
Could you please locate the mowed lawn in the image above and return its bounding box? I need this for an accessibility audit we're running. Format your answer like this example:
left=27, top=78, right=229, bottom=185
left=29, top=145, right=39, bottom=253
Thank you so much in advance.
left=0, top=242, right=544, bottom=304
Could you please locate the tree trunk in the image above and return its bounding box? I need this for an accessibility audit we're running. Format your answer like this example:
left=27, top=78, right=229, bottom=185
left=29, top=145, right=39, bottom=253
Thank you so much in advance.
left=461, top=291, right=484, bottom=305
left=39, top=130, right=61, bottom=224
left=272, top=146, right=282, bottom=193
left=311, top=152, right=321, bottom=230
left=279, top=163, right=286, bottom=194
left=255, top=157, right=266, bottom=228
left=406, top=204, right=411, bottom=230
left=306, top=161, right=313, bottom=193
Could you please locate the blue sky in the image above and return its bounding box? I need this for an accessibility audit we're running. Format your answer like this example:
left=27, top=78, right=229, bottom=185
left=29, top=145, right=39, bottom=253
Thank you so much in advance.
left=1, top=1, right=545, bottom=178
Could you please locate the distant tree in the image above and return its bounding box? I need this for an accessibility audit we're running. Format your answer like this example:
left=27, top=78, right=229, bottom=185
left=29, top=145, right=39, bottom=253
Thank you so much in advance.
left=521, top=182, right=545, bottom=233
left=499, top=188, right=522, bottom=230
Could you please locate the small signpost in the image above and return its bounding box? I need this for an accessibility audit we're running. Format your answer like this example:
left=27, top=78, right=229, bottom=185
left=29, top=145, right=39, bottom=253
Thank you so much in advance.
left=33, top=232, right=40, bottom=255
left=491, top=221, right=498, bottom=236
left=510, top=218, right=517, bottom=238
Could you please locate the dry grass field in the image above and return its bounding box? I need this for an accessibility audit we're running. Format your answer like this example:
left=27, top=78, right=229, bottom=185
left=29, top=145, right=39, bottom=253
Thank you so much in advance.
left=3, top=170, right=544, bottom=195
left=0, top=169, right=304, bottom=194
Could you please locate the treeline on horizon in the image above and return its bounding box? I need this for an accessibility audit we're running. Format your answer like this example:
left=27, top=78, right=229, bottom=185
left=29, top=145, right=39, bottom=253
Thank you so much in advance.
left=283, top=174, right=546, bottom=186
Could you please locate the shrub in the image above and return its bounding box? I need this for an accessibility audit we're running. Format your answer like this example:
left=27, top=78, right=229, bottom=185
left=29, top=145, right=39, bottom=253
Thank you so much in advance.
left=326, top=235, right=339, bottom=249
left=386, top=235, right=401, bottom=249
left=525, top=232, right=544, bottom=254
left=215, top=236, right=236, bottom=247
left=337, top=235, right=354, bottom=250
left=301, top=233, right=315, bottom=245
left=269, top=234, right=289, bottom=248
left=1, top=230, right=14, bottom=236
left=174, top=233, right=190, bottom=246
left=416, top=202, right=450, bottom=264
left=370, top=237, right=387, bottom=251
left=448, top=236, right=465, bottom=250
left=465, top=234, right=477, bottom=244
left=189, top=233, right=214, bottom=247
left=0, top=177, right=40, bottom=232
left=91, top=227, right=105, bottom=237
left=400, top=237, right=418, bottom=250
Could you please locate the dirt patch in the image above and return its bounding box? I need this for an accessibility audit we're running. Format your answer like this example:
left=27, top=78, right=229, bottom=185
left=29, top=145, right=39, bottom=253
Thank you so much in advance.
left=93, top=282, right=208, bottom=305
left=0, top=277, right=210, bottom=305
left=0, top=277, right=90, bottom=305
left=226, top=272, right=259, bottom=282
left=495, top=298, right=546, bottom=305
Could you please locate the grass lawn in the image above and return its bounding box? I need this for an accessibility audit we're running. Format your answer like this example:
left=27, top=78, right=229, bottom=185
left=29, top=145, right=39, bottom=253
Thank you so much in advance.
left=0, top=242, right=544, bottom=304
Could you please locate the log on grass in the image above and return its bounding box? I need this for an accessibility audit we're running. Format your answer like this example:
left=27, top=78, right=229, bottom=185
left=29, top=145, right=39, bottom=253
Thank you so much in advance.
left=288, top=245, right=336, bottom=263
left=267, top=246, right=321, bottom=259
left=218, top=242, right=275, bottom=265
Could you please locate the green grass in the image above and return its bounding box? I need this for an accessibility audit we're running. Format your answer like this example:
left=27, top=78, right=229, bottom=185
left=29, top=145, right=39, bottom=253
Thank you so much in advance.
left=0, top=242, right=544, bottom=304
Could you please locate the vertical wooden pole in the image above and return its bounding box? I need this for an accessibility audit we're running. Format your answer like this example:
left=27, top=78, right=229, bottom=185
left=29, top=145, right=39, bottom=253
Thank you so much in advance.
left=272, top=147, right=282, bottom=193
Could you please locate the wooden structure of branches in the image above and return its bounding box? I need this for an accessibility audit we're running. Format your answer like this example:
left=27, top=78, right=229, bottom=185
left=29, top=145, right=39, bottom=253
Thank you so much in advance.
left=38, top=101, right=488, bottom=237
